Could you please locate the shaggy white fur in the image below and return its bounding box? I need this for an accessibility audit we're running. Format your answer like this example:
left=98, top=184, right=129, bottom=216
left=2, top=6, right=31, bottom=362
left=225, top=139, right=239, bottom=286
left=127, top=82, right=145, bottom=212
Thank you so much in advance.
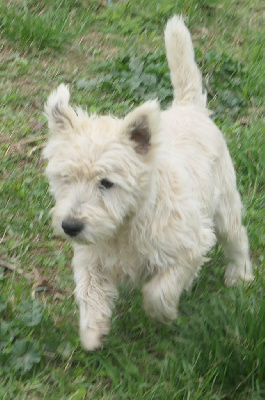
left=43, top=15, right=253, bottom=350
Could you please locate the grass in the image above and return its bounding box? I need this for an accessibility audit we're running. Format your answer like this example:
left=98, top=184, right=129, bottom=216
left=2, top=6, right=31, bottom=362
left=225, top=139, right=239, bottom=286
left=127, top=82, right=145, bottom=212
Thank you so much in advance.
left=0, top=0, right=264, bottom=398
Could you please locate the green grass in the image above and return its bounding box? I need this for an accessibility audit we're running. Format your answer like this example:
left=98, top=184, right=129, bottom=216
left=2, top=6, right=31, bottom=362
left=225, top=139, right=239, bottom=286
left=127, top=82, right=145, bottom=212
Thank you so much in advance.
left=0, top=0, right=264, bottom=398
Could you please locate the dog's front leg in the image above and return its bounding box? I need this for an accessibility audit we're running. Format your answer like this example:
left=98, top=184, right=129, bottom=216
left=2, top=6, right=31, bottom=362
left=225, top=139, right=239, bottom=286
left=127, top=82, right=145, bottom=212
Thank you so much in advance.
left=142, top=261, right=201, bottom=323
left=72, top=247, right=118, bottom=351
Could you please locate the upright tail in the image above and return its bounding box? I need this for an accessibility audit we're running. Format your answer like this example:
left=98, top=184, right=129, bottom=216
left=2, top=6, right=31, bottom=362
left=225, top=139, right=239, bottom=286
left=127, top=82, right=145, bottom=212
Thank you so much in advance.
left=164, top=15, right=206, bottom=107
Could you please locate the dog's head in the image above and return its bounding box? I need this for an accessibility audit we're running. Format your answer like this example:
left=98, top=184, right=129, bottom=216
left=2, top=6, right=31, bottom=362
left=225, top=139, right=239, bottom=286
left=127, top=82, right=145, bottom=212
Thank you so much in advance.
left=43, top=84, right=161, bottom=244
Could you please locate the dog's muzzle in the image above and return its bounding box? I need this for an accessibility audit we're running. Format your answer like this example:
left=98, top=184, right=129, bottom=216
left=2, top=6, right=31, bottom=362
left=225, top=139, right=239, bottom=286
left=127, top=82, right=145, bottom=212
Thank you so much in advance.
left=62, top=219, right=84, bottom=237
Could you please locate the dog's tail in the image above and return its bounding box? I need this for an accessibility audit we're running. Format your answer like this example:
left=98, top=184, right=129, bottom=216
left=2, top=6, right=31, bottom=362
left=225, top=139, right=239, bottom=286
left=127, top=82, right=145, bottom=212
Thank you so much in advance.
left=164, top=15, right=206, bottom=107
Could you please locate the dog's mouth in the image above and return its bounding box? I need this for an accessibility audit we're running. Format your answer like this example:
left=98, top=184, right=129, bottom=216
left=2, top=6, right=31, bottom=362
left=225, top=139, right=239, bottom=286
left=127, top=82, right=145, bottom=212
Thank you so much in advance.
left=60, top=229, right=94, bottom=246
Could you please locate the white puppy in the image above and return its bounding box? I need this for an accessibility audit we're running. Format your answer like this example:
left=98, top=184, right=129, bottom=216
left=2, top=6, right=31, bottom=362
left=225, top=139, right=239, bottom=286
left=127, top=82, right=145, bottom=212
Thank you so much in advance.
left=43, top=16, right=253, bottom=350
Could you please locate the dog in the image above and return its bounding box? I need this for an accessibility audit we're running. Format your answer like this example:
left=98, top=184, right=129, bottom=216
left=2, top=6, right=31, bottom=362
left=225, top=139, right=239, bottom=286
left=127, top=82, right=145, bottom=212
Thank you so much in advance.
left=43, top=15, right=254, bottom=350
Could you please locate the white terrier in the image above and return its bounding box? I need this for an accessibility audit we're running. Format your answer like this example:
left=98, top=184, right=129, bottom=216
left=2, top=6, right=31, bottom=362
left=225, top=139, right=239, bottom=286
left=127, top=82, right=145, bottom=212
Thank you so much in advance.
left=43, top=16, right=253, bottom=350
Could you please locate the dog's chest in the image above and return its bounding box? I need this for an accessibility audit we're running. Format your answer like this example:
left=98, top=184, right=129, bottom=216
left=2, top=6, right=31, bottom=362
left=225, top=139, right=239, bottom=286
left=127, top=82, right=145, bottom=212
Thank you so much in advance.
left=97, top=225, right=178, bottom=286
left=97, top=238, right=150, bottom=284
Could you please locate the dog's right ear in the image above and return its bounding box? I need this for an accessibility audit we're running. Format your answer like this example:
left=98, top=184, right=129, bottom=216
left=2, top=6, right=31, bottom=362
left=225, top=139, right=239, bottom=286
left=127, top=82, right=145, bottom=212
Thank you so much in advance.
left=45, top=84, right=76, bottom=134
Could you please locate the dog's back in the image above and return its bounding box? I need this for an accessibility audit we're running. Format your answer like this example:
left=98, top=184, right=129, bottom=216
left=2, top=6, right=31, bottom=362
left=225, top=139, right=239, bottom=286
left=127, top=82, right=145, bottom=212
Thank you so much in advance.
left=163, top=16, right=253, bottom=287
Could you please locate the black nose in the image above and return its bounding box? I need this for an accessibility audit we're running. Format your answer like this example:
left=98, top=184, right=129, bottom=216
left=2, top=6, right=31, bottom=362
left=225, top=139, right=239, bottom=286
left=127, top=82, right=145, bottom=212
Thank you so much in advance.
left=62, top=219, right=84, bottom=237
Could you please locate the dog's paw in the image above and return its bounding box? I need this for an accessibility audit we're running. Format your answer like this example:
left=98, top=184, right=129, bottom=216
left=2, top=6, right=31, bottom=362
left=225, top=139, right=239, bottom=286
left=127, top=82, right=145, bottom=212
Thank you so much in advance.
left=224, top=264, right=254, bottom=286
left=79, top=321, right=110, bottom=351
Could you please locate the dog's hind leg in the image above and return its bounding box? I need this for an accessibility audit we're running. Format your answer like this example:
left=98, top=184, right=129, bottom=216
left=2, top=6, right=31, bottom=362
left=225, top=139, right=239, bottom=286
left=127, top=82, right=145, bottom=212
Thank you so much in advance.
left=216, top=210, right=254, bottom=286
left=214, top=157, right=254, bottom=285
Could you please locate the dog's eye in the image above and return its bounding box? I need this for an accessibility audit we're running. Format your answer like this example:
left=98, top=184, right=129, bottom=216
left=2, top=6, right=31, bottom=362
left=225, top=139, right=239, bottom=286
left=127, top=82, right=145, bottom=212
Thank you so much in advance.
left=62, top=175, right=70, bottom=184
left=99, top=179, right=114, bottom=189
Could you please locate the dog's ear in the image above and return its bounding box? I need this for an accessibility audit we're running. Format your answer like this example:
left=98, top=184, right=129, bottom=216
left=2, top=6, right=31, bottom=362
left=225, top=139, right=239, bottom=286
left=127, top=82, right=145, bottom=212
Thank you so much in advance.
left=122, top=100, right=160, bottom=155
left=45, top=84, right=76, bottom=134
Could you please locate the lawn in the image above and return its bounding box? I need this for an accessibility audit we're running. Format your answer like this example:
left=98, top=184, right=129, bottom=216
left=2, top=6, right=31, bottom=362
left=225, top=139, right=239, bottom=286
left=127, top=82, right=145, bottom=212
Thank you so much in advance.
left=0, top=0, right=264, bottom=399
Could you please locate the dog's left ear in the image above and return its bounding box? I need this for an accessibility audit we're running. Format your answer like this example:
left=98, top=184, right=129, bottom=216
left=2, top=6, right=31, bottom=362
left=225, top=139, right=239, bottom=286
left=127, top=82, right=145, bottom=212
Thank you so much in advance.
left=121, top=100, right=160, bottom=155
left=45, top=84, right=77, bottom=134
